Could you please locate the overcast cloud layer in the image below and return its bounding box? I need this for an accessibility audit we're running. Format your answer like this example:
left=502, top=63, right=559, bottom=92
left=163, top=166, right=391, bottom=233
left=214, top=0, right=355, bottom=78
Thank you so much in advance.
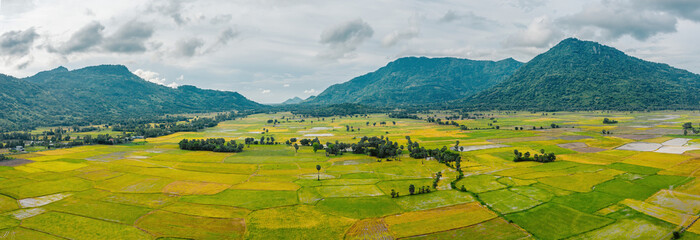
left=1, top=0, right=700, bottom=103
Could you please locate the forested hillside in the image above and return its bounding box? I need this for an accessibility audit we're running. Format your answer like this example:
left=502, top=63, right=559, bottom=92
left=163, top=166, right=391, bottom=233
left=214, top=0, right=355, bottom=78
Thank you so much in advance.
left=307, top=57, right=523, bottom=105
left=462, top=38, right=700, bottom=111
left=0, top=65, right=262, bottom=131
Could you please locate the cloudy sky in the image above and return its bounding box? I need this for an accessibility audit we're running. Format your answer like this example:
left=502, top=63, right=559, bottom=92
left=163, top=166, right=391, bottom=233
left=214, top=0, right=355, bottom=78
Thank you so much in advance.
left=1, top=0, right=699, bottom=103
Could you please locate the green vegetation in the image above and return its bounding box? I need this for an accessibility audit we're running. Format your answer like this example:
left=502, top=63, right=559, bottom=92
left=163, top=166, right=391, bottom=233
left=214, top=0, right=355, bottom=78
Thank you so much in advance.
left=0, top=111, right=696, bottom=239
left=307, top=56, right=522, bottom=106
left=179, top=138, right=245, bottom=152
left=506, top=203, right=614, bottom=239
left=464, top=38, right=700, bottom=111
left=0, top=65, right=262, bottom=131
left=22, top=212, right=151, bottom=240
left=181, top=189, right=299, bottom=210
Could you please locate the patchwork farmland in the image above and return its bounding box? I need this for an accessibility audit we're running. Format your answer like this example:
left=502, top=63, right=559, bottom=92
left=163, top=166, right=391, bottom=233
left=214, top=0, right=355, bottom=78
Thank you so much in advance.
left=1, top=111, right=699, bottom=239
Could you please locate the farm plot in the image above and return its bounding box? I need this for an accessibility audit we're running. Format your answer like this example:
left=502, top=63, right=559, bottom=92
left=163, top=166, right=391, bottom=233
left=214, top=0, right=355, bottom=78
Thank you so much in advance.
left=314, top=185, right=384, bottom=198
left=455, top=175, right=507, bottom=193
left=22, top=212, right=151, bottom=240
left=537, top=172, right=616, bottom=192
left=44, top=197, right=152, bottom=224
left=316, top=197, right=402, bottom=219
left=505, top=203, right=614, bottom=239
left=181, top=189, right=299, bottom=210
left=479, top=189, right=541, bottom=214
left=621, top=199, right=700, bottom=234
left=391, top=190, right=475, bottom=211
left=406, top=218, right=530, bottom=240
left=568, top=218, right=672, bottom=240
left=161, top=202, right=250, bottom=219
left=162, top=180, right=231, bottom=195
left=137, top=210, right=245, bottom=240
left=246, top=205, right=355, bottom=240
left=646, top=189, right=700, bottom=214
left=344, top=218, right=394, bottom=240
left=384, top=202, right=497, bottom=238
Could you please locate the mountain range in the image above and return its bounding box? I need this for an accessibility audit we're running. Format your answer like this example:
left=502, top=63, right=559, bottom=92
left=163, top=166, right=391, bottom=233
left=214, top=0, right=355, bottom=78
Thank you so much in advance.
left=2, top=38, right=699, bottom=131
left=462, top=38, right=700, bottom=111
left=282, top=97, right=305, bottom=105
left=306, top=57, right=523, bottom=105
left=0, top=65, right=261, bottom=131
left=304, top=38, right=699, bottom=111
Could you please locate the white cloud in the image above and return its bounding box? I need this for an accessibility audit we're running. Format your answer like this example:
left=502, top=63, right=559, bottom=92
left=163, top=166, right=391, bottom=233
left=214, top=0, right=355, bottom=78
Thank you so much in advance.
left=505, top=16, right=562, bottom=48
left=319, top=19, right=374, bottom=59
left=2, top=0, right=700, bottom=103
left=303, top=89, right=318, bottom=94
left=382, top=28, right=419, bottom=47
left=261, top=89, right=271, bottom=94
left=558, top=1, right=677, bottom=41
left=132, top=69, right=178, bottom=88
left=283, top=83, right=290, bottom=87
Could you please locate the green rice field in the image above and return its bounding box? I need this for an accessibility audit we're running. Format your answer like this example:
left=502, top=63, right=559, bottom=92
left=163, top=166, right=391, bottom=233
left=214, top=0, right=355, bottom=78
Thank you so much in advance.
left=1, top=111, right=700, bottom=239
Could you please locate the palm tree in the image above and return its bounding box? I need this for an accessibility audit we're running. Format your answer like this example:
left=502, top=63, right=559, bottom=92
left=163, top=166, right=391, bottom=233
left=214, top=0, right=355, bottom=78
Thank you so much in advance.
left=316, top=165, right=321, bottom=181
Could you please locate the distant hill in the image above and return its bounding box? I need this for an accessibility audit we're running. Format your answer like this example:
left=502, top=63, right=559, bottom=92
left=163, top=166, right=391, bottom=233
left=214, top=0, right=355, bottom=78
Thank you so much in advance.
left=463, top=38, right=700, bottom=111
left=282, top=97, right=304, bottom=104
left=306, top=57, right=523, bottom=105
left=0, top=65, right=263, bottom=131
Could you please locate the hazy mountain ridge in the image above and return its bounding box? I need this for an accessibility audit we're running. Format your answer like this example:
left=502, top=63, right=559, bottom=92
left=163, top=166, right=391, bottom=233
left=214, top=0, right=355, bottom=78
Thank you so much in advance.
left=282, top=97, right=304, bottom=104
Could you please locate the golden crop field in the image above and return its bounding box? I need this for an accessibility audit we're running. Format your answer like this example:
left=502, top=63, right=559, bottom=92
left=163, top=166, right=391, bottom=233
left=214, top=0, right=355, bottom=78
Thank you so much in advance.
left=0, top=111, right=699, bottom=239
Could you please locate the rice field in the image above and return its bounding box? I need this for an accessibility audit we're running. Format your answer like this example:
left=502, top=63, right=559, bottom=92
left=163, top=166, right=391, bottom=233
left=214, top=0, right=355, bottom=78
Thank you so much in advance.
left=0, top=111, right=698, bottom=239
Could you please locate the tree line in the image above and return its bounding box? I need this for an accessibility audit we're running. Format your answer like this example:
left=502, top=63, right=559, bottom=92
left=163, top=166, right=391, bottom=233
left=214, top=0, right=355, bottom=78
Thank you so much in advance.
left=513, top=149, right=556, bottom=163
left=178, top=138, right=245, bottom=152
left=683, top=122, right=699, bottom=135
left=113, top=112, right=244, bottom=138
left=406, top=136, right=462, bottom=168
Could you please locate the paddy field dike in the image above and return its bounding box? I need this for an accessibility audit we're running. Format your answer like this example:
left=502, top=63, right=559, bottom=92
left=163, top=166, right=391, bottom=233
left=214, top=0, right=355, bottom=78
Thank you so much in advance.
left=1, top=111, right=699, bottom=239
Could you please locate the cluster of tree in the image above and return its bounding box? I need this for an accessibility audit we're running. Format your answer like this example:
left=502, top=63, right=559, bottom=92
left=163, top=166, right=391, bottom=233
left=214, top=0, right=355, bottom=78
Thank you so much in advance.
left=245, top=136, right=279, bottom=145
left=513, top=149, right=556, bottom=163
left=406, top=137, right=461, bottom=167
left=284, top=138, right=321, bottom=153
left=683, top=122, right=699, bottom=135
left=408, top=184, right=433, bottom=196
left=0, top=154, right=11, bottom=161
left=178, top=138, right=244, bottom=152
left=0, top=140, right=25, bottom=149
left=550, top=123, right=561, bottom=128
left=0, top=128, right=75, bottom=149
left=113, top=115, right=232, bottom=138
left=345, top=125, right=361, bottom=132
left=514, top=127, right=526, bottom=130
left=388, top=111, right=420, bottom=119
left=454, top=112, right=489, bottom=120
left=0, top=132, right=33, bottom=141
left=298, top=138, right=321, bottom=146
left=324, top=141, right=352, bottom=156
left=351, top=136, right=402, bottom=159
left=426, top=117, right=460, bottom=127
left=290, top=103, right=384, bottom=117
left=602, top=130, right=613, bottom=135
left=433, top=171, right=442, bottom=189
left=266, top=119, right=279, bottom=124
left=86, top=134, right=131, bottom=145
left=602, top=118, right=618, bottom=124
left=72, top=126, right=100, bottom=132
